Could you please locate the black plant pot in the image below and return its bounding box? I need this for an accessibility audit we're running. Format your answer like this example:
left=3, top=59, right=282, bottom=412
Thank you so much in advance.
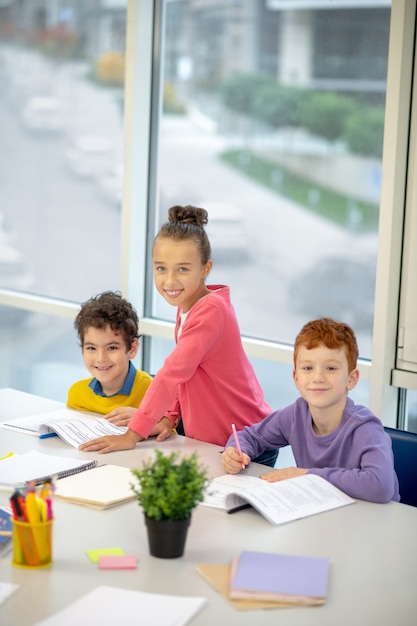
left=144, top=515, right=191, bottom=559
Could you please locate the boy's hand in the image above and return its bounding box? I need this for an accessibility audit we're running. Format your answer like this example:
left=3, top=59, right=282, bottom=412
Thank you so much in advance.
left=259, top=467, right=308, bottom=482
left=222, top=446, right=251, bottom=474
left=104, top=406, right=136, bottom=427
left=79, top=429, right=143, bottom=454
left=151, top=416, right=174, bottom=442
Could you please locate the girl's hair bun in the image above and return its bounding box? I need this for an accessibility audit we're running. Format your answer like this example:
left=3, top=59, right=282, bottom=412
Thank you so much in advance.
left=156, top=204, right=212, bottom=264
left=168, top=205, right=208, bottom=228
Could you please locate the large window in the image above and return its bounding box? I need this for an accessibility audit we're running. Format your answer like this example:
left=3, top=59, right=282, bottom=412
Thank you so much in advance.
left=152, top=0, right=388, bottom=363
left=144, top=0, right=391, bottom=414
left=0, top=2, right=125, bottom=306
left=0, top=1, right=127, bottom=391
left=1, top=0, right=417, bottom=433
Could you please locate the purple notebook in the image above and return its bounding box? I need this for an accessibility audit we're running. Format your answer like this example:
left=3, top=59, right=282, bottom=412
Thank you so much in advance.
left=230, top=550, right=330, bottom=603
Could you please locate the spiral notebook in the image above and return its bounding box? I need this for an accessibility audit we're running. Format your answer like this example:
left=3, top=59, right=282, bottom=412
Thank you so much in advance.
left=0, top=450, right=97, bottom=488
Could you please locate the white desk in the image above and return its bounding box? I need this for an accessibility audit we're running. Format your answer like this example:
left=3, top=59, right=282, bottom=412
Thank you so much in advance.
left=1, top=388, right=417, bottom=625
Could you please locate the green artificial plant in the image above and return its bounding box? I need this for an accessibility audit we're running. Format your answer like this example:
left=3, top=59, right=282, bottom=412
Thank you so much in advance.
left=130, top=449, right=208, bottom=521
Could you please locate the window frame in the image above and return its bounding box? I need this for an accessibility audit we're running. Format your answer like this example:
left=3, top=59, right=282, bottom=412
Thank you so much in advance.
left=0, top=0, right=416, bottom=429
left=394, top=4, right=417, bottom=386
left=370, top=0, right=416, bottom=425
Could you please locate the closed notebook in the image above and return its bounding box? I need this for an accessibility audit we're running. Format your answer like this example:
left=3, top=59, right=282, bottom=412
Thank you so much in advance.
left=197, top=562, right=293, bottom=610
left=229, top=550, right=330, bottom=605
left=53, top=464, right=136, bottom=510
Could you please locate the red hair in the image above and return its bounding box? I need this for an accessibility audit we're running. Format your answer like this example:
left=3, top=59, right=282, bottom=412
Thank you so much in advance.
left=294, top=318, right=358, bottom=372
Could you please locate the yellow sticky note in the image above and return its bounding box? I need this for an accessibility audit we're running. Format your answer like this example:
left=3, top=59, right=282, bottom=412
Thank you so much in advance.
left=85, top=547, right=125, bottom=564
left=0, top=452, right=14, bottom=461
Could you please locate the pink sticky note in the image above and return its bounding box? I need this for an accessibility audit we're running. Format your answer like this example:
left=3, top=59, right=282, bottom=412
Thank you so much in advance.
left=98, top=555, right=137, bottom=570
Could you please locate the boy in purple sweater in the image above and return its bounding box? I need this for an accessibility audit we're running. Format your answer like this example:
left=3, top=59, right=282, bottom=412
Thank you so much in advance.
left=222, top=317, right=399, bottom=503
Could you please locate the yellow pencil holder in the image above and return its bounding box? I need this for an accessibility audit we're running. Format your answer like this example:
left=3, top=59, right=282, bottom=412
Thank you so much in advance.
left=12, top=518, right=53, bottom=569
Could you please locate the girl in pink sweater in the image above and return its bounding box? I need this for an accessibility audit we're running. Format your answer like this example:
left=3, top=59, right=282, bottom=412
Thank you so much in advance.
left=80, top=205, right=275, bottom=462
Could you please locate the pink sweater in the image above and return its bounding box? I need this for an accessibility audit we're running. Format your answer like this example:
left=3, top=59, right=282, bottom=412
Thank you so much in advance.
left=129, top=285, right=271, bottom=446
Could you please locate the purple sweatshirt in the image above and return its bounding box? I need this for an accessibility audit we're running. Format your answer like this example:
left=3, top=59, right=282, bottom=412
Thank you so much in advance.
left=227, top=397, right=399, bottom=503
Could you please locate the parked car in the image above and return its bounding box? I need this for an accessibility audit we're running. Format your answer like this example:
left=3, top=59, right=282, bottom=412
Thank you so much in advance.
left=21, top=96, right=65, bottom=133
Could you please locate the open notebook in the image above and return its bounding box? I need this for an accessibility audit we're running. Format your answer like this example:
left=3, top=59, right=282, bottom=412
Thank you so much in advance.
left=0, top=408, right=127, bottom=448
left=201, top=473, right=355, bottom=525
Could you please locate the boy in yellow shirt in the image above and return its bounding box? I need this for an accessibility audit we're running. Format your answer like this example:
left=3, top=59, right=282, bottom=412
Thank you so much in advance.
left=67, top=291, right=152, bottom=425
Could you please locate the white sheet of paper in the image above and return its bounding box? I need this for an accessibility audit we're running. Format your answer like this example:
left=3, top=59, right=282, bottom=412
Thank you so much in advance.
left=0, top=583, right=20, bottom=606
left=33, top=586, right=206, bottom=626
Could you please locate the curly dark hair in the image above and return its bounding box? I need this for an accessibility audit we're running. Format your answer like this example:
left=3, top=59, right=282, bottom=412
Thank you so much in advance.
left=154, top=205, right=211, bottom=264
left=74, top=291, right=139, bottom=349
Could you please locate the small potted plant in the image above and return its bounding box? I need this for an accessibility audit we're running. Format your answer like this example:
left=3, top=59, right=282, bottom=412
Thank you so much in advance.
left=130, top=449, right=208, bottom=558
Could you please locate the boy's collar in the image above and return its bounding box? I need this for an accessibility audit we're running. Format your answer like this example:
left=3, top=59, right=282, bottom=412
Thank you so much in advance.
left=89, top=362, right=136, bottom=397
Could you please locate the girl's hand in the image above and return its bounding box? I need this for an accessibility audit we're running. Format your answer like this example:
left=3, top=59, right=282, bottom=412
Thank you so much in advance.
left=79, top=429, right=143, bottom=454
left=104, top=406, right=137, bottom=427
left=222, top=446, right=251, bottom=474
left=260, top=467, right=308, bottom=482
left=151, top=416, right=175, bottom=442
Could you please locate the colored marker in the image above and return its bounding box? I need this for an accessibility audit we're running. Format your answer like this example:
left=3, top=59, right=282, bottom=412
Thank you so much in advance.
left=231, top=423, right=245, bottom=470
